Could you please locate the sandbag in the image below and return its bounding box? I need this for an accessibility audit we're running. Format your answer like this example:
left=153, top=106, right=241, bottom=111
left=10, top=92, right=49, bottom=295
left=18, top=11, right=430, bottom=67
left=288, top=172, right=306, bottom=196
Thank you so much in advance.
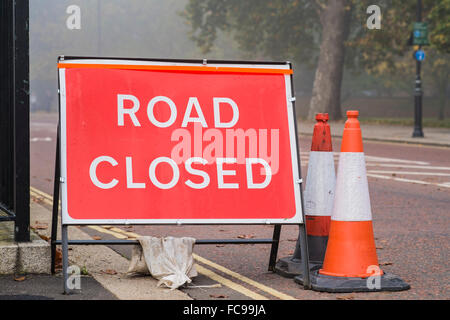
left=127, top=236, right=197, bottom=290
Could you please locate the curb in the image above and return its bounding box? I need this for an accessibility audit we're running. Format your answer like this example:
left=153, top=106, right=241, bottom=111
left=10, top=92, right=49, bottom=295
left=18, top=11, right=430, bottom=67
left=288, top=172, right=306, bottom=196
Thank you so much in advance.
left=0, top=222, right=51, bottom=275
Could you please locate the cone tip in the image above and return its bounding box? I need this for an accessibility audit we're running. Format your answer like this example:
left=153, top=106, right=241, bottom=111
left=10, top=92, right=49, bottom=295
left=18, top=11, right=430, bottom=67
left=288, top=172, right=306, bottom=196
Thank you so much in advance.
left=316, top=113, right=329, bottom=122
left=347, top=110, right=359, bottom=118
left=341, top=109, right=363, bottom=152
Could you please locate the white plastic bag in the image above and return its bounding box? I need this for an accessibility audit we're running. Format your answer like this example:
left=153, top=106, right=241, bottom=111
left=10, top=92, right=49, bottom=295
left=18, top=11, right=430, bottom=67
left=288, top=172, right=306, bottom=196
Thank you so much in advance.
left=127, top=236, right=197, bottom=290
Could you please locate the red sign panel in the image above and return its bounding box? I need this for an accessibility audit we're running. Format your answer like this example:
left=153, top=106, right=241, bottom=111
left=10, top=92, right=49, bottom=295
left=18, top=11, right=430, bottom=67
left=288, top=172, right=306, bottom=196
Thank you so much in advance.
left=58, top=59, right=303, bottom=224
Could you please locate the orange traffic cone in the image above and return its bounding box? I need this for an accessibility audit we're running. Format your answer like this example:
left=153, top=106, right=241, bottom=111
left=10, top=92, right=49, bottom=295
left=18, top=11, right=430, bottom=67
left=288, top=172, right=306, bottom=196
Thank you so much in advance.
left=295, top=110, right=410, bottom=292
left=275, top=113, right=335, bottom=278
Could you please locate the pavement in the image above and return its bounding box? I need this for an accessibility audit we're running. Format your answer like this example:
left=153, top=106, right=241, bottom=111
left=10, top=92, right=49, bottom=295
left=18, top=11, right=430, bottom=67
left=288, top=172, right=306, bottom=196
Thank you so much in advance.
left=0, top=201, right=192, bottom=300
left=298, top=120, right=450, bottom=147
left=1, top=119, right=449, bottom=300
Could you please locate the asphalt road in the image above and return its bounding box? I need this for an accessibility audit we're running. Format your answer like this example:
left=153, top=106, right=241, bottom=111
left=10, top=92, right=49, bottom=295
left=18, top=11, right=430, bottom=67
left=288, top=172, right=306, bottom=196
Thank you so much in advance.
left=30, top=112, right=450, bottom=300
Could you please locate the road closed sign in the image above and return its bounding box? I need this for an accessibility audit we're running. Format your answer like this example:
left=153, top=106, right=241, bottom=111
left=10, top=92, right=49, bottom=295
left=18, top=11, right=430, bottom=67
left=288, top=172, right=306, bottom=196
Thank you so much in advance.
left=58, top=58, right=303, bottom=224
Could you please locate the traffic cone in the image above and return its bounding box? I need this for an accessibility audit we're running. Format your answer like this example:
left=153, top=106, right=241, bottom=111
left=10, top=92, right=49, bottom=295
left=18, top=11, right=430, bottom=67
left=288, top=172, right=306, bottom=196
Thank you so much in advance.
left=295, top=110, right=410, bottom=292
left=274, top=113, right=336, bottom=278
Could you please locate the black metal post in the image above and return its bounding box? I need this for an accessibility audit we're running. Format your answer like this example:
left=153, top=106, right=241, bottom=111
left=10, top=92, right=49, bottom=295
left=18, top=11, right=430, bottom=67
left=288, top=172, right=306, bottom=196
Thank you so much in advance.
left=412, top=0, right=424, bottom=138
left=268, top=225, right=281, bottom=271
left=13, top=0, right=31, bottom=242
left=0, top=1, right=15, bottom=215
left=0, top=0, right=30, bottom=242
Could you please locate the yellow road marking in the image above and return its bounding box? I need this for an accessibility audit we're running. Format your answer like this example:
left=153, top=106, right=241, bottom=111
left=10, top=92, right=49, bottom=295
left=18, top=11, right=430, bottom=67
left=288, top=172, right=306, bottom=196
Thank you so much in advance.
left=30, top=186, right=297, bottom=300
left=194, top=264, right=269, bottom=300
left=193, top=253, right=297, bottom=300
left=91, top=225, right=277, bottom=300
left=87, top=226, right=128, bottom=239
left=111, top=227, right=297, bottom=300
left=108, top=227, right=140, bottom=239
left=30, top=187, right=53, bottom=206
left=30, top=186, right=53, bottom=200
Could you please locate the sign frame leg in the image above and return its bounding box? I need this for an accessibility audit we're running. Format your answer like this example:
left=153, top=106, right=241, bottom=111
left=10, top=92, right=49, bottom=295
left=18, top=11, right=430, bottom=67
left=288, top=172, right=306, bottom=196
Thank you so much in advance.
left=297, top=223, right=310, bottom=288
left=268, top=224, right=281, bottom=271
left=50, top=123, right=60, bottom=275
left=62, top=224, right=71, bottom=295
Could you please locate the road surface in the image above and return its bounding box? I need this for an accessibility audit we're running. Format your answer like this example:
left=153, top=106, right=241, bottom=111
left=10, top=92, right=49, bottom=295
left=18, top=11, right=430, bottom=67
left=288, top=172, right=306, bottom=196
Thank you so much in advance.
left=30, top=112, right=449, bottom=300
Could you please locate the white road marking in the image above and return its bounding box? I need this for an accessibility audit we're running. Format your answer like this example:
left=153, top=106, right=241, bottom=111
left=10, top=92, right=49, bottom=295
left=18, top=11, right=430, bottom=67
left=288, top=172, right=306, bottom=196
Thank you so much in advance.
left=301, top=152, right=449, bottom=189
left=366, top=163, right=450, bottom=170
left=367, top=174, right=450, bottom=189
left=367, top=170, right=450, bottom=177
left=364, top=155, right=429, bottom=165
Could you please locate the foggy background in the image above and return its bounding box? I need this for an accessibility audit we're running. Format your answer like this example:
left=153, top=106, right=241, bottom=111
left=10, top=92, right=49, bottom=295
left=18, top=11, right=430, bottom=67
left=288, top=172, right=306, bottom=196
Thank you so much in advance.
left=29, top=0, right=449, bottom=122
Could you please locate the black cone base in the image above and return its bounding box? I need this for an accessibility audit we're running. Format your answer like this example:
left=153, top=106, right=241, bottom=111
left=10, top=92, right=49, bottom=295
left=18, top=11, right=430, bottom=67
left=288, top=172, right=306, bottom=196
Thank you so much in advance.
left=294, top=269, right=410, bottom=293
left=274, top=256, right=321, bottom=278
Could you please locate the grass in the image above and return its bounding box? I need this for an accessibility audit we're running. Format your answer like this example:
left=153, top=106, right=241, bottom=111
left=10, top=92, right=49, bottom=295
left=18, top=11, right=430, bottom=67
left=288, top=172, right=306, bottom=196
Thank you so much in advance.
left=358, top=118, right=450, bottom=128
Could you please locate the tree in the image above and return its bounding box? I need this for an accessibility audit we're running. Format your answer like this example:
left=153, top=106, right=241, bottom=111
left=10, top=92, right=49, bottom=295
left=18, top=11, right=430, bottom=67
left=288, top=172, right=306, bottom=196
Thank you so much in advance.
left=308, top=0, right=350, bottom=119
left=183, top=0, right=449, bottom=120
left=183, top=0, right=348, bottom=119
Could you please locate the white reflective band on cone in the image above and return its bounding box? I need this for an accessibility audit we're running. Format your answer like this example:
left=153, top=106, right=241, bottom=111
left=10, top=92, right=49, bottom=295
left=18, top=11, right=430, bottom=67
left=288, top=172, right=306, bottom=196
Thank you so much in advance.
left=331, top=152, right=372, bottom=221
left=304, top=151, right=336, bottom=216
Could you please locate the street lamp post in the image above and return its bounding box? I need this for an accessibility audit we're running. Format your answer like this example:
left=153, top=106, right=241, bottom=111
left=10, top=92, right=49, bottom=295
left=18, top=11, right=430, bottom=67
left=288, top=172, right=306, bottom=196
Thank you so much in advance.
left=412, top=0, right=424, bottom=138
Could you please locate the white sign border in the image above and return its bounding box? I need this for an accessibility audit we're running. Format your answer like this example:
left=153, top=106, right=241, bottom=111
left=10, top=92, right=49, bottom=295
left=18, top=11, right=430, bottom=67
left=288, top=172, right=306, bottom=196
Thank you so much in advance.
left=58, top=59, right=304, bottom=225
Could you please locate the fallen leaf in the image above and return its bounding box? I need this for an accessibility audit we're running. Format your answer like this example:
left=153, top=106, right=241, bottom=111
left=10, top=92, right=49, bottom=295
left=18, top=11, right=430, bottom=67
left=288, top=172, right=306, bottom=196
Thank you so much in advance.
left=31, top=197, right=44, bottom=204
left=102, top=269, right=118, bottom=275
left=376, top=246, right=384, bottom=249
left=380, top=262, right=393, bottom=266
left=39, top=234, right=50, bottom=241
left=210, top=294, right=228, bottom=299
left=92, top=236, right=102, bottom=240
left=237, top=234, right=255, bottom=239
left=32, top=222, right=48, bottom=230
left=14, top=275, right=26, bottom=282
left=216, top=244, right=225, bottom=248
left=54, top=248, right=62, bottom=269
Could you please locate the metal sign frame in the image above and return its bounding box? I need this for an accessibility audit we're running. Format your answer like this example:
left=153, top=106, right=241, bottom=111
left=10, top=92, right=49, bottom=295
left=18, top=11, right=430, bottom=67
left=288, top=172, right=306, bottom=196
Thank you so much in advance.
left=51, top=56, right=310, bottom=293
